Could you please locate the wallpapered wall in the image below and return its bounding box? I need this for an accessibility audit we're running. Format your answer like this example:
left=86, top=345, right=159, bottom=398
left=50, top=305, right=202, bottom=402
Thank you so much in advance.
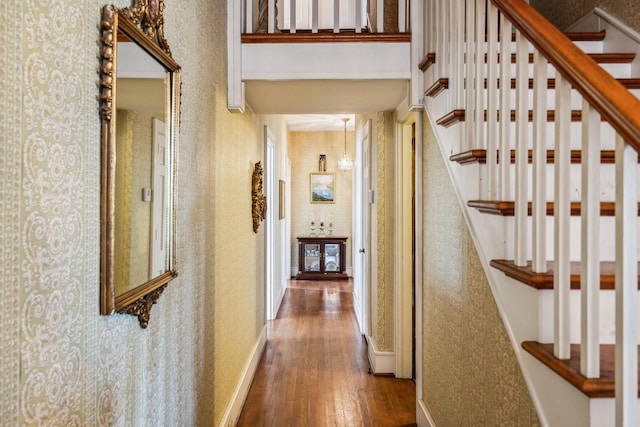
left=530, top=0, right=640, bottom=32
left=421, top=114, right=540, bottom=426
left=373, top=112, right=395, bottom=352
left=289, top=130, right=354, bottom=274
left=0, top=0, right=270, bottom=425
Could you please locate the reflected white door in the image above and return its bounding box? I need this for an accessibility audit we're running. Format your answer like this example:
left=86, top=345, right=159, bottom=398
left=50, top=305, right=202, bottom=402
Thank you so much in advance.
left=150, top=118, right=167, bottom=277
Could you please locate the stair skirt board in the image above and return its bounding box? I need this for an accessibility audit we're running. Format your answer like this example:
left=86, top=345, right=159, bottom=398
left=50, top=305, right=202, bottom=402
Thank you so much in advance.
left=366, top=335, right=395, bottom=374
left=417, top=399, right=437, bottom=427
left=219, top=325, right=267, bottom=427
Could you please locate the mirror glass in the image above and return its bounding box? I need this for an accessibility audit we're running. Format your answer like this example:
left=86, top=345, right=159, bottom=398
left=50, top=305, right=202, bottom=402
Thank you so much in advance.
left=99, top=2, right=180, bottom=328
left=113, top=30, right=169, bottom=296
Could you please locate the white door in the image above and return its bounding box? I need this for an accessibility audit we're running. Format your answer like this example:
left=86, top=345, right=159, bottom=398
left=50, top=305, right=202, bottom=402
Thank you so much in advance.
left=353, top=119, right=372, bottom=335
left=150, top=118, right=167, bottom=277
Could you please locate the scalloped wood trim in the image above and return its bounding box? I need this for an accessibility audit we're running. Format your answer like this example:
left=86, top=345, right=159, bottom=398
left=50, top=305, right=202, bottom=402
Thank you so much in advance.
left=418, top=53, right=436, bottom=72
left=424, top=78, right=449, bottom=97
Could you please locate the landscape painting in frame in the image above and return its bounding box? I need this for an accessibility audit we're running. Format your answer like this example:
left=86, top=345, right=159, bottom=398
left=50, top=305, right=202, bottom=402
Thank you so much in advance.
left=310, top=172, right=335, bottom=204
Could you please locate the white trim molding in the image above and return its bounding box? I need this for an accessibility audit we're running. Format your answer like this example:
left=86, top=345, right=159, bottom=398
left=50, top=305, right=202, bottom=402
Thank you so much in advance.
left=417, top=399, right=437, bottom=427
left=219, top=326, right=267, bottom=427
left=366, top=335, right=395, bottom=374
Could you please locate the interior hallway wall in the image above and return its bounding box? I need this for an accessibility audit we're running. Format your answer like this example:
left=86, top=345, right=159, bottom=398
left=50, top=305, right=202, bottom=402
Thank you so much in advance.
left=530, top=0, right=640, bottom=31
left=288, top=130, right=354, bottom=275
left=420, top=113, right=540, bottom=426
left=0, top=0, right=272, bottom=425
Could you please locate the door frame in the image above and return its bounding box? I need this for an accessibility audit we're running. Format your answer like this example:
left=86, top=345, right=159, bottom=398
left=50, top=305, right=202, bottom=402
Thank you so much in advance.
left=394, top=110, right=422, bottom=380
left=264, top=126, right=277, bottom=320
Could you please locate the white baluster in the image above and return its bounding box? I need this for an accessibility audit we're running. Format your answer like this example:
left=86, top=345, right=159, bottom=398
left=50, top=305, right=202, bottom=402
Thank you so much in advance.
left=453, top=0, right=465, bottom=109
left=554, top=73, right=571, bottom=360
left=498, top=13, right=512, bottom=200
left=486, top=3, right=498, bottom=199
left=580, top=100, right=601, bottom=378
left=290, top=0, right=297, bottom=33
left=399, top=0, right=407, bottom=33
left=355, top=0, right=363, bottom=33
left=245, top=0, right=253, bottom=33
left=312, top=0, right=318, bottom=33
left=514, top=30, right=529, bottom=267
left=532, top=49, right=547, bottom=273
left=474, top=0, right=487, bottom=165
left=463, top=0, right=476, bottom=152
left=333, top=0, right=339, bottom=33
left=268, top=0, right=276, bottom=33
left=615, top=134, right=638, bottom=427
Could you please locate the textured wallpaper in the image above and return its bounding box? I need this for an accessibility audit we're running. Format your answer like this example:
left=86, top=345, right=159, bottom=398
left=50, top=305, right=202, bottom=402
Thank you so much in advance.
left=1, top=0, right=266, bottom=425
left=373, top=112, right=395, bottom=352
left=421, top=113, right=540, bottom=426
left=530, top=0, right=640, bottom=32
left=288, top=131, right=354, bottom=273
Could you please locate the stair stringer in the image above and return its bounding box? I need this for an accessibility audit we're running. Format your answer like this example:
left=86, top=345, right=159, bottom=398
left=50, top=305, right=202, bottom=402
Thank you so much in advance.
left=423, top=102, right=598, bottom=427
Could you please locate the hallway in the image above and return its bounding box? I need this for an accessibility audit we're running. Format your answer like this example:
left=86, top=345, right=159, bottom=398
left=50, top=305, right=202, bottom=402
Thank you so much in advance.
left=237, top=280, right=416, bottom=426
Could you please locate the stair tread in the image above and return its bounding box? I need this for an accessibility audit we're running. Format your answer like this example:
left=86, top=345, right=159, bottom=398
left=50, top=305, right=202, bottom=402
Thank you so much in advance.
left=491, top=52, right=636, bottom=64
left=437, top=109, right=608, bottom=127
left=499, top=30, right=606, bottom=43
left=449, top=149, right=623, bottom=165
left=490, top=259, right=640, bottom=290
left=484, top=78, right=640, bottom=90
left=467, top=200, right=640, bottom=217
left=522, top=341, right=640, bottom=398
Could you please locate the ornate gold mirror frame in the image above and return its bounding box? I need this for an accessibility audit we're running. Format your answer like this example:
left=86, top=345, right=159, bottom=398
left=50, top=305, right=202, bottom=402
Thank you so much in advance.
left=98, top=0, right=180, bottom=328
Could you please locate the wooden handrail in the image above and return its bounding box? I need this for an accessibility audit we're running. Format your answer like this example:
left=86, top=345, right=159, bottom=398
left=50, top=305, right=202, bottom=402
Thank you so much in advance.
left=492, top=0, right=640, bottom=152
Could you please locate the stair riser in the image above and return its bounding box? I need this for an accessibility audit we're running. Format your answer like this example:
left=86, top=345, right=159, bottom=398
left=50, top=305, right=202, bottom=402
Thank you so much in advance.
left=538, top=289, right=640, bottom=344
left=468, top=117, right=619, bottom=151
left=500, top=216, right=640, bottom=262
left=476, top=162, right=631, bottom=201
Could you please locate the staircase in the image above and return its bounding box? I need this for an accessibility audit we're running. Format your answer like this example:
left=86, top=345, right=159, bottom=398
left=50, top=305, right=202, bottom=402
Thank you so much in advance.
left=421, top=1, right=640, bottom=426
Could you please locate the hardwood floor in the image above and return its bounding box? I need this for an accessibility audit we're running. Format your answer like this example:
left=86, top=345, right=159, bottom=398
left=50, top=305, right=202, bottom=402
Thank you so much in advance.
left=237, top=279, right=416, bottom=427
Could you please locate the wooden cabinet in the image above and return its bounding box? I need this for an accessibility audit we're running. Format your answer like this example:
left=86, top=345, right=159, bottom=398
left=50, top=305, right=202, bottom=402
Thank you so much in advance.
left=296, top=237, right=348, bottom=280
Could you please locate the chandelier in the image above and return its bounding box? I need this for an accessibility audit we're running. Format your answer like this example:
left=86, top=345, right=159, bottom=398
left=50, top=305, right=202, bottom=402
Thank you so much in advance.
left=337, top=117, right=353, bottom=171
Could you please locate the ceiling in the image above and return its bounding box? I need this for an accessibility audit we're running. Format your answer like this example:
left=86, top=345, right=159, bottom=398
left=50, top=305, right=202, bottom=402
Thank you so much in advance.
left=246, top=78, right=407, bottom=131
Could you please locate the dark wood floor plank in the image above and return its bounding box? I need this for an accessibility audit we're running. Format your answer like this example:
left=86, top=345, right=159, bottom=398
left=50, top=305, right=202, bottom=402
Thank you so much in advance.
left=237, top=280, right=416, bottom=426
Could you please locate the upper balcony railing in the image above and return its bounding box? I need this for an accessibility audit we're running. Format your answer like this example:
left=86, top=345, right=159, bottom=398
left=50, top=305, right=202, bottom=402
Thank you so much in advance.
left=241, top=0, right=411, bottom=37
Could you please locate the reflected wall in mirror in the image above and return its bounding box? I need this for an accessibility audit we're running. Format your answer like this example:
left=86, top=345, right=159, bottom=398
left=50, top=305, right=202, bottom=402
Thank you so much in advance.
left=99, top=0, right=180, bottom=328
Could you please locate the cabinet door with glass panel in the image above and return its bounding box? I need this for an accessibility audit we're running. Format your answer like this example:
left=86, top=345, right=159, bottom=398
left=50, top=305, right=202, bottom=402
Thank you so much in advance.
left=296, top=237, right=348, bottom=280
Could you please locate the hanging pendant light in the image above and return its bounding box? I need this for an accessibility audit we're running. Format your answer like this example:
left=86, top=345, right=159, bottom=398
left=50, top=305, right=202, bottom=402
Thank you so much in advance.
left=337, top=117, right=353, bottom=171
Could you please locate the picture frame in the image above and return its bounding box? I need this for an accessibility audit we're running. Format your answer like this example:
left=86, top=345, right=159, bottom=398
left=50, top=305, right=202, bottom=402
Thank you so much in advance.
left=279, top=179, right=285, bottom=219
left=310, top=172, right=335, bottom=204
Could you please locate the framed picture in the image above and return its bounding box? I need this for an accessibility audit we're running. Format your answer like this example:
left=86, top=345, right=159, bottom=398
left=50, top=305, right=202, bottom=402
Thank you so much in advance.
left=310, top=172, right=335, bottom=204
left=279, top=179, right=285, bottom=219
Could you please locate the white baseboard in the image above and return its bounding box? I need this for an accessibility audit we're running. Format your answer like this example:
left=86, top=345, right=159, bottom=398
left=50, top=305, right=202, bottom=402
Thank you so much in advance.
left=417, top=399, right=437, bottom=427
left=346, top=266, right=353, bottom=277
left=273, top=281, right=286, bottom=316
left=366, top=335, right=395, bottom=374
left=219, top=325, right=267, bottom=427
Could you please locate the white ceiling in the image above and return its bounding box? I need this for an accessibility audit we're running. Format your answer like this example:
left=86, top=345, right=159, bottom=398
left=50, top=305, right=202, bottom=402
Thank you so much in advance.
left=246, top=78, right=407, bottom=131
left=284, top=114, right=355, bottom=132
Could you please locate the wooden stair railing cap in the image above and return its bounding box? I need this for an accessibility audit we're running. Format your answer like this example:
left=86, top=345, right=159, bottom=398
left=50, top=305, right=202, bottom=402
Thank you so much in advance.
left=491, top=0, right=640, bottom=153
